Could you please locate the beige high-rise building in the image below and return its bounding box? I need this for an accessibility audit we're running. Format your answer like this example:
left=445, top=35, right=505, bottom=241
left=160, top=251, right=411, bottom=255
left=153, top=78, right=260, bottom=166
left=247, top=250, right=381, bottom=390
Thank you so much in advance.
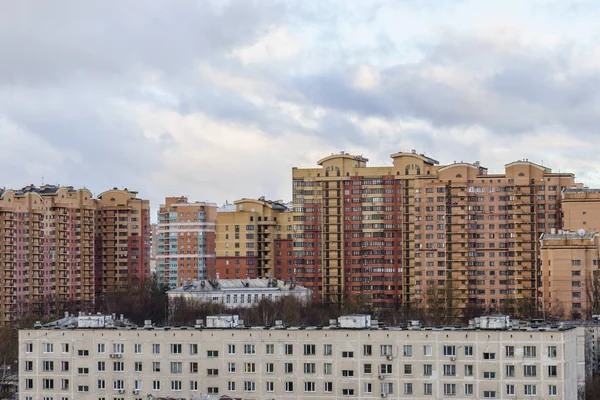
left=94, top=189, right=151, bottom=296
left=0, top=185, right=96, bottom=324
left=19, top=314, right=580, bottom=400
left=215, top=198, right=294, bottom=281
left=156, top=197, right=217, bottom=287
left=292, top=151, right=577, bottom=311
left=561, top=188, right=600, bottom=232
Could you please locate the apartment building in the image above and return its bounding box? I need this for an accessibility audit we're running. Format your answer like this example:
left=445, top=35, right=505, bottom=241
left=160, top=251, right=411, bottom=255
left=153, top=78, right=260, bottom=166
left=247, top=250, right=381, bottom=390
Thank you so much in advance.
left=539, top=232, right=600, bottom=319
left=561, top=188, right=600, bottom=232
left=94, top=189, right=151, bottom=296
left=215, top=198, right=293, bottom=281
left=19, top=314, right=579, bottom=400
left=0, top=185, right=96, bottom=324
left=292, top=151, right=577, bottom=309
left=156, top=197, right=216, bottom=288
left=167, top=277, right=312, bottom=308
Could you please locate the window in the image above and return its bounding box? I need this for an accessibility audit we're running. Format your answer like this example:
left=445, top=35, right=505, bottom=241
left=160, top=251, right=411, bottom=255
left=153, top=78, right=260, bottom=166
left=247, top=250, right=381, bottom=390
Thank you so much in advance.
left=228, top=344, right=236, bottom=355
left=265, top=344, right=274, bottom=354
left=284, top=344, right=293, bottom=355
left=364, top=382, right=372, bottom=393
left=524, top=385, right=537, bottom=396
left=285, top=381, right=294, bottom=392
left=464, top=346, right=473, bottom=356
left=228, top=363, right=236, bottom=373
left=548, top=346, right=557, bottom=358
left=134, top=344, right=142, bottom=354
left=324, top=344, right=333, bottom=355
left=207, top=386, right=219, bottom=394
left=170, top=344, right=182, bottom=354
left=342, top=351, right=354, bottom=358
left=77, top=349, right=89, bottom=356
left=506, top=384, right=515, bottom=395
left=97, top=379, right=105, bottom=389
left=363, top=344, right=372, bottom=356
left=524, top=346, right=537, bottom=358
left=24, top=378, right=33, bottom=389
left=548, top=365, right=558, bottom=377
left=61, top=343, right=69, bottom=353
left=170, top=380, right=182, bottom=391
left=24, top=343, right=33, bottom=353
left=112, top=343, right=124, bottom=354
left=244, top=363, right=255, bottom=373
left=189, top=362, right=198, bottom=373
left=380, top=344, right=392, bottom=356
left=265, top=362, right=273, bottom=373
left=524, top=365, right=537, bottom=377
left=549, top=385, right=558, bottom=396
left=77, top=385, right=89, bottom=393
left=465, top=365, right=473, bottom=376
left=304, top=362, right=316, bottom=374
left=43, top=343, right=54, bottom=353
left=484, top=371, right=496, bottom=379
left=483, top=352, right=496, bottom=360
left=424, top=364, right=433, bottom=376
left=152, top=344, right=160, bottom=354
left=190, top=343, right=198, bottom=355
left=443, top=383, right=456, bottom=395
left=324, top=363, right=333, bottom=374
left=403, top=345, right=412, bottom=356
left=170, top=362, right=182, bottom=374
left=284, top=363, right=293, bottom=373
left=207, top=350, right=219, bottom=357
left=208, top=368, right=219, bottom=376
left=134, top=380, right=142, bottom=390
left=443, top=364, right=456, bottom=376
left=304, top=382, right=316, bottom=392
left=465, top=384, right=474, bottom=395
left=152, top=362, right=161, bottom=372
left=506, top=365, right=515, bottom=377
left=324, top=382, right=333, bottom=392
left=443, top=345, right=456, bottom=356
left=134, top=361, right=143, bottom=372
left=227, top=381, right=236, bottom=392
left=380, top=364, right=393, bottom=374
left=423, top=345, right=432, bottom=356
left=304, top=344, right=316, bottom=355
left=190, top=381, right=198, bottom=391
left=484, top=391, right=497, bottom=398
left=403, top=364, right=411, bottom=375
left=243, top=344, right=255, bottom=355
left=152, top=380, right=161, bottom=390
left=342, top=369, right=354, bottom=377
left=24, top=361, right=33, bottom=371
left=505, top=346, right=514, bottom=357
left=424, top=382, right=433, bottom=395
left=342, top=388, right=355, bottom=396
left=42, top=361, right=54, bottom=371
left=113, top=380, right=124, bottom=390
left=78, top=367, right=90, bottom=374
left=381, top=382, right=394, bottom=395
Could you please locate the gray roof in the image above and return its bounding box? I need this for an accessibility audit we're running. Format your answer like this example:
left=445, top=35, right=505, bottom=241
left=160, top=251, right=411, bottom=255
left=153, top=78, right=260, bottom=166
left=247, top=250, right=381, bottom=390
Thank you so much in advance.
left=563, top=188, right=600, bottom=194
left=541, top=233, right=595, bottom=240
left=168, top=278, right=311, bottom=294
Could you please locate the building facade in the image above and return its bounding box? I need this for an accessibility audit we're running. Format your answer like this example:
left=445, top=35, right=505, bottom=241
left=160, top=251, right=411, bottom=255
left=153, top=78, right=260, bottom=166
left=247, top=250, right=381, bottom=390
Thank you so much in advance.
left=292, top=151, right=577, bottom=310
left=215, top=198, right=293, bottom=281
left=19, top=314, right=579, bottom=400
left=167, top=277, right=312, bottom=308
left=0, top=185, right=96, bottom=324
left=156, top=197, right=217, bottom=288
left=539, top=232, right=600, bottom=319
left=94, top=189, right=151, bottom=296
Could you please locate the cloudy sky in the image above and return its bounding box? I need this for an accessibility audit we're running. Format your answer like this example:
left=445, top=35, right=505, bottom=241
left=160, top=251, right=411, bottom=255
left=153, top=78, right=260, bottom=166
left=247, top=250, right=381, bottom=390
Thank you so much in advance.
left=1, top=0, right=600, bottom=214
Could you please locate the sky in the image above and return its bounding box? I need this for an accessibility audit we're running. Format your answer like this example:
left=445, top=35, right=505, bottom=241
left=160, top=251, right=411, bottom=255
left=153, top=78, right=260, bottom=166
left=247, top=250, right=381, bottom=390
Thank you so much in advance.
left=1, top=0, right=600, bottom=214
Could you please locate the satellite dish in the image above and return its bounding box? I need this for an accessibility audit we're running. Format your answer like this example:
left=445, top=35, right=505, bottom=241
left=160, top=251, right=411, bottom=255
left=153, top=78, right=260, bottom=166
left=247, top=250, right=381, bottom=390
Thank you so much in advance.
left=578, top=228, right=586, bottom=237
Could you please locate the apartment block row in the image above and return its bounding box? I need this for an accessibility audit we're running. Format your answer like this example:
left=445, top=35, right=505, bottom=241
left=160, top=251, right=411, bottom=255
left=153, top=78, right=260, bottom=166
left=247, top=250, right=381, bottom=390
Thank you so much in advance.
left=19, top=314, right=580, bottom=400
left=0, top=185, right=150, bottom=324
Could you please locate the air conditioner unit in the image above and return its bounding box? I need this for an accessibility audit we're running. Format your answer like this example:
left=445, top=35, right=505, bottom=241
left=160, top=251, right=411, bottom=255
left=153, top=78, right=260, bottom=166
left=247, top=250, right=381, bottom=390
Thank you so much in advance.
left=133, top=389, right=139, bottom=394
left=381, top=393, right=387, bottom=398
left=386, top=355, right=393, bottom=361
left=450, top=356, right=456, bottom=361
left=378, top=375, right=385, bottom=380
left=118, top=389, right=124, bottom=394
left=109, top=354, right=115, bottom=358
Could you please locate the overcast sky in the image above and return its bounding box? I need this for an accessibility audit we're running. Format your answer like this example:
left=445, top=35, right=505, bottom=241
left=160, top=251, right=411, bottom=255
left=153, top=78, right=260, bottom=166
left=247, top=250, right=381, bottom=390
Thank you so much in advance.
left=1, top=0, right=599, bottom=214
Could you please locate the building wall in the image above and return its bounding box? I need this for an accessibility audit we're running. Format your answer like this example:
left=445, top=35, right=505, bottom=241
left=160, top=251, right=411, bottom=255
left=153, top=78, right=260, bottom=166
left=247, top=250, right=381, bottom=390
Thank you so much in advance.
left=0, top=186, right=96, bottom=324
left=562, top=189, right=600, bottom=233
left=156, top=197, right=217, bottom=287
left=215, top=199, right=293, bottom=281
left=292, top=152, right=576, bottom=309
left=19, top=324, right=579, bottom=399
left=94, top=189, right=151, bottom=295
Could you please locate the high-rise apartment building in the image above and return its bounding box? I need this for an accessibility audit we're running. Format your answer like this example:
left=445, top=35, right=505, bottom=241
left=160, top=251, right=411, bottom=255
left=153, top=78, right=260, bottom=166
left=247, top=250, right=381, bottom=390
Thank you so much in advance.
left=94, top=189, right=151, bottom=296
left=156, top=197, right=216, bottom=288
left=292, top=151, right=577, bottom=311
left=215, top=198, right=293, bottom=280
left=0, top=185, right=96, bottom=324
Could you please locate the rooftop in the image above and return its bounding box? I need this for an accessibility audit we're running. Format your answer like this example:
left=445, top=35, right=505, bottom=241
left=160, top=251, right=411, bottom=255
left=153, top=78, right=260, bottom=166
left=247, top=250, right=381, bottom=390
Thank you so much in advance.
left=168, top=278, right=310, bottom=294
left=541, top=232, right=595, bottom=240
